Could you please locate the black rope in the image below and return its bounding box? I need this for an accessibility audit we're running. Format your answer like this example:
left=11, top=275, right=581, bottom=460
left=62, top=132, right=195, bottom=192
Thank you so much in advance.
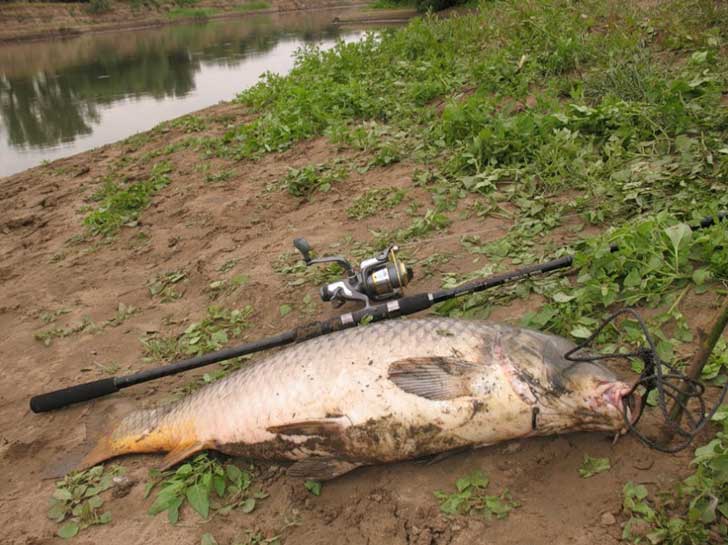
left=563, top=308, right=728, bottom=453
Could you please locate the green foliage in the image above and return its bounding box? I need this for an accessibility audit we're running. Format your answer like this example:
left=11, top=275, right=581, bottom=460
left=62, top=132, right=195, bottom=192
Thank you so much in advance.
left=235, top=0, right=271, bottom=12
left=415, top=0, right=466, bottom=13
left=206, top=274, right=249, bottom=300
left=84, top=162, right=172, bottom=236
left=141, top=305, right=253, bottom=360
left=272, top=251, right=344, bottom=288
left=167, top=7, right=216, bottom=19
left=435, top=470, right=518, bottom=520
left=369, top=0, right=416, bottom=8
left=621, top=409, right=728, bottom=544
left=147, top=270, right=187, bottom=302
left=277, top=161, right=348, bottom=198
left=145, top=455, right=266, bottom=524
left=304, top=480, right=322, bottom=496
left=346, top=188, right=406, bottom=220
left=34, top=316, right=99, bottom=346
left=578, top=455, right=611, bottom=478
left=47, top=465, right=123, bottom=539
left=85, top=0, right=111, bottom=14
left=521, top=214, right=728, bottom=345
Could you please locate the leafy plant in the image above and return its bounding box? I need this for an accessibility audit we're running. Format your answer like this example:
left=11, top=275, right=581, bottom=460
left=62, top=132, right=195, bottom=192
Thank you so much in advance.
left=142, top=305, right=253, bottom=360
left=84, top=162, right=173, bottom=236
left=47, top=465, right=123, bottom=539
left=276, top=161, right=348, bottom=198
left=578, top=455, right=611, bottom=478
left=435, top=470, right=518, bottom=520
left=346, top=188, right=406, bottom=220
left=304, top=480, right=322, bottom=496
left=146, top=454, right=266, bottom=524
left=147, top=270, right=187, bottom=302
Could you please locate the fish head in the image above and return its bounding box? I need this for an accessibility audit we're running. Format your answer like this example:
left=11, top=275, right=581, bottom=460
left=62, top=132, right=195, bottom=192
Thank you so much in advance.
left=499, top=327, right=634, bottom=434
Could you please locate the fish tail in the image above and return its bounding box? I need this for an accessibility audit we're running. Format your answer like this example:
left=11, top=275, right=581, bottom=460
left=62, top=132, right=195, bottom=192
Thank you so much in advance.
left=80, top=405, right=196, bottom=469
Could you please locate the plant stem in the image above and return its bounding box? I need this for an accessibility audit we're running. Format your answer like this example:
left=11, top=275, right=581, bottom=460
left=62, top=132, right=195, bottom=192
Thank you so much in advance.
left=663, top=297, right=728, bottom=442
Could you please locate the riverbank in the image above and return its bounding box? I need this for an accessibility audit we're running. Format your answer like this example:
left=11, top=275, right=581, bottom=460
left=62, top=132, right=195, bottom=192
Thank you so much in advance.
left=0, top=0, right=406, bottom=43
left=2, top=1, right=728, bottom=544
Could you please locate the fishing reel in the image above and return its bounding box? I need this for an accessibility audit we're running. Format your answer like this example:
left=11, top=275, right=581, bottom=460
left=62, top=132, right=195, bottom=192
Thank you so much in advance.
left=293, top=238, right=413, bottom=308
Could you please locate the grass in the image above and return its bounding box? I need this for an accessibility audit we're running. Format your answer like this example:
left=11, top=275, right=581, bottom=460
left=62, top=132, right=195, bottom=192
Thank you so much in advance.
left=167, top=7, right=216, bottom=19
left=346, top=188, right=406, bottom=220
left=368, top=0, right=416, bottom=8
left=84, top=162, right=172, bottom=237
left=235, top=0, right=270, bottom=12
left=141, top=305, right=254, bottom=361
left=272, top=160, right=349, bottom=198
left=145, top=454, right=266, bottom=524
left=58, top=0, right=728, bottom=539
left=435, top=470, right=518, bottom=520
left=47, top=465, right=124, bottom=539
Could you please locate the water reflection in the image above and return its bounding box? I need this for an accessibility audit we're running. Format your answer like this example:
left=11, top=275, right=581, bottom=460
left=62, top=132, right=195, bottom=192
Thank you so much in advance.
left=0, top=12, right=363, bottom=176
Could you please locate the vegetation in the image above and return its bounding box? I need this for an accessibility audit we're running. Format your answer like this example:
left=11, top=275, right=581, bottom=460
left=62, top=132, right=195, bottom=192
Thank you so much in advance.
left=435, top=470, right=518, bottom=519
left=141, top=305, right=254, bottom=361
left=167, top=6, right=216, bottom=20
left=578, top=455, right=611, bottom=479
left=48, top=465, right=124, bottom=539
left=145, top=454, right=266, bottom=524
left=84, top=161, right=172, bottom=236
left=34, top=0, right=728, bottom=541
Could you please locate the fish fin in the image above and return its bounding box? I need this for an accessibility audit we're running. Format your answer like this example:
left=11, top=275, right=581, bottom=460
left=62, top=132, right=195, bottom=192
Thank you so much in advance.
left=287, top=457, right=361, bottom=481
left=388, top=357, right=478, bottom=400
left=267, top=416, right=348, bottom=437
left=419, top=446, right=473, bottom=466
left=159, top=441, right=213, bottom=470
left=75, top=400, right=138, bottom=471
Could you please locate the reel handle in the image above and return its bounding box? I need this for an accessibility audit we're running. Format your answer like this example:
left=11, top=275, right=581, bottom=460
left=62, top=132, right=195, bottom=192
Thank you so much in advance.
left=293, top=238, right=312, bottom=264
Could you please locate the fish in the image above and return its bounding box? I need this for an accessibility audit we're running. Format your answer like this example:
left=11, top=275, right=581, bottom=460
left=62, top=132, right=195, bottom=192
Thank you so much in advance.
left=81, top=317, right=634, bottom=480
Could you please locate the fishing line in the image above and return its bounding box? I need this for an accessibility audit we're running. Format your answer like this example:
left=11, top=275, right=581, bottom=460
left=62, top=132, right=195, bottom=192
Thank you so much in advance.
left=564, top=308, right=728, bottom=453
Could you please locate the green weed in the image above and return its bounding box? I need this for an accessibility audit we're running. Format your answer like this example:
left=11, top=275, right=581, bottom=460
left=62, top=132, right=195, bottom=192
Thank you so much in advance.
left=147, top=270, right=187, bottom=302
left=578, top=455, right=611, bottom=478
left=47, top=465, right=124, bottom=539
left=206, top=274, right=250, bottom=300
left=435, top=470, right=518, bottom=520
left=235, top=0, right=270, bottom=12
left=145, top=454, right=266, bottom=524
left=275, top=161, right=348, bottom=198
left=35, top=316, right=99, bottom=346
left=141, top=305, right=253, bottom=361
left=167, top=7, right=216, bottom=19
left=84, top=162, right=172, bottom=237
left=369, top=0, right=416, bottom=8
left=346, top=188, right=406, bottom=220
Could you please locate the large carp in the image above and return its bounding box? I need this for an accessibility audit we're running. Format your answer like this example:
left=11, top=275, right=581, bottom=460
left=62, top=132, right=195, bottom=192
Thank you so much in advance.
left=82, top=318, right=633, bottom=479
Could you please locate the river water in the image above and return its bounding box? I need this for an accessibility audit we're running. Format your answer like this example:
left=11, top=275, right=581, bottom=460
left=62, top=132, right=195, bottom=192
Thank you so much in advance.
left=0, top=12, right=370, bottom=178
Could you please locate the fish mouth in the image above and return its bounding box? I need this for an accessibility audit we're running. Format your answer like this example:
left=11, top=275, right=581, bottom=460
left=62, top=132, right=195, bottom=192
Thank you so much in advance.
left=593, top=381, right=640, bottom=430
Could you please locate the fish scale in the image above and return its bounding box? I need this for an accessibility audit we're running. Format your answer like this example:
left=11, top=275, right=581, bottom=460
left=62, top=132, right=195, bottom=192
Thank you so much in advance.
left=82, top=318, right=631, bottom=480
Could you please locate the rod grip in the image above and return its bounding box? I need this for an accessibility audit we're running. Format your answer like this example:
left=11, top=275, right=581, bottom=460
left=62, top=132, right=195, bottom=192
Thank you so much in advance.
left=30, top=377, right=119, bottom=413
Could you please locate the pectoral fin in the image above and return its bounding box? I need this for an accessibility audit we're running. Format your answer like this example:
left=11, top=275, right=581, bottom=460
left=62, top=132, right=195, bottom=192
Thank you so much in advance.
left=287, top=457, right=361, bottom=480
left=267, top=416, right=348, bottom=437
left=388, top=357, right=478, bottom=400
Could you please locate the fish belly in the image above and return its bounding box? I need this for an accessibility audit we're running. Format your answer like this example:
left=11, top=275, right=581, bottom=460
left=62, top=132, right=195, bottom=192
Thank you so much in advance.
left=172, top=318, right=534, bottom=464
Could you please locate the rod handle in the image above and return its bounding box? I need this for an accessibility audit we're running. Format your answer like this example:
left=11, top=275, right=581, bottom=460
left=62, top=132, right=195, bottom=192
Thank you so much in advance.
left=30, top=377, right=119, bottom=413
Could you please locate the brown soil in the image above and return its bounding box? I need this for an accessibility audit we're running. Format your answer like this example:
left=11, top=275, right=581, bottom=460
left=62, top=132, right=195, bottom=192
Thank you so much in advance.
left=0, top=98, right=724, bottom=545
left=0, top=0, right=379, bottom=43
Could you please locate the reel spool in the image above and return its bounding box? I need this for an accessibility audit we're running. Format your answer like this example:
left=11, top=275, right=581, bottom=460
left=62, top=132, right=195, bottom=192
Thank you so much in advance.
left=293, top=238, right=413, bottom=308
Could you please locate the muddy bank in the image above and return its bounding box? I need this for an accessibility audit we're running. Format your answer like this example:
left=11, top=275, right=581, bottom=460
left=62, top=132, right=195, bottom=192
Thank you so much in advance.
left=0, top=0, right=375, bottom=43
left=0, top=95, right=719, bottom=544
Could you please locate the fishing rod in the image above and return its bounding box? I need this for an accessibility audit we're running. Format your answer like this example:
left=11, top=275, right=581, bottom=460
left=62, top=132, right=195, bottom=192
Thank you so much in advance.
left=29, top=211, right=727, bottom=413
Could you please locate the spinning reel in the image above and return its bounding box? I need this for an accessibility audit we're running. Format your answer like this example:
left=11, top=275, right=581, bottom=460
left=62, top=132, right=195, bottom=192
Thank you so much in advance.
left=293, top=238, right=413, bottom=308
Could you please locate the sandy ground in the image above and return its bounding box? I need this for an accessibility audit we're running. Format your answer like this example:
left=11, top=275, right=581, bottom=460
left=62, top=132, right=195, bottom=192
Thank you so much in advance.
left=0, top=97, right=723, bottom=545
